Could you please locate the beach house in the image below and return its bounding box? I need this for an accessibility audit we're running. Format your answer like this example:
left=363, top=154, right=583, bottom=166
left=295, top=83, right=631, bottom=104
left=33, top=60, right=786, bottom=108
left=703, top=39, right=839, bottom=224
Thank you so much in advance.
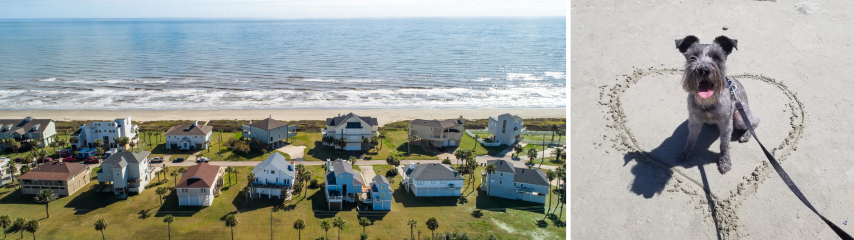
left=71, top=116, right=138, bottom=150
left=18, top=161, right=91, bottom=196
left=483, top=160, right=549, bottom=203
left=324, top=158, right=366, bottom=210
left=176, top=162, right=224, bottom=206
left=165, top=121, right=213, bottom=150
left=408, top=116, right=465, bottom=147
left=96, top=151, right=154, bottom=198
left=366, top=175, right=393, bottom=210
left=322, top=113, right=378, bottom=151
left=242, top=117, right=297, bottom=149
left=487, top=113, right=525, bottom=146
left=401, top=163, right=464, bottom=197
left=250, top=152, right=295, bottom=199
left=0, top=117, right=56, bottom=148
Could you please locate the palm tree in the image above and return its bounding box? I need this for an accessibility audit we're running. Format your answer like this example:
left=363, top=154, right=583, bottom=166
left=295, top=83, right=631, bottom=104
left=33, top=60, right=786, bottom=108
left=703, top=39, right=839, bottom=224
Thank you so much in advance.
left=97, top=147, right=105, bottom=160
left=453, top=149, right=471, bottom=167
left=513, top=143, right=523, bottom=159
left=545, top=169, right=557, bottom=220
left=162, top=166, right=170, bottom=181
left=378, top=133, right=386, bottom=150
left=332, top=217, right=346, bottom=240
left=34, top=189, right=57, bottom=218
left=48, top=141, right=58, bottom=158
left=553, top=166, right=566, bottom=217
left=13, top=218, right=25, bottom=238
left=173, top=167, right=186, bottom=187
left=406, top=219, right=416, bottom=240
left=293, top=219, right=306, bottom=240
left=94, top=218, right=107, bottom=240
left=242, top=186, right=250, bottom=205
left=6, top=163, right=18, bottom=189
left=163, top=215, right=174, bottom=240
left=407, top=135, right=419, bottom=155
left=358, top=217, right=370, bottom=235
left=10, top=140, right=21, bottom=154
left=466, top=155, right=478, bottom=190
left=300, top=170, right=312, bottom=197
left=550, top=124, right=560, bottom=144
left=69, top=137, right=78, bottom=148
left=225, top=214, right=238, bottom=240
left=320, top=220, right=331, bottom=240
left=116, top=137, right=130, bottom=151
left=247, top=173, right=256, bottom=202
left=0, top=215, right=11, bottom=239
left=426, top=217, right=439, bottom=240
left=335, top=138, right=347, bottom=151
left=552, top=148, right=566, bottom=163
left=225, top=166, right=234, bottom=186
left=484, top=164, right=496, bottom=197
left=156, top=187, right=168, bottom=205
left=94, top=139, right=103, bottom=150
left=20, top=165, right=30, bottom=176
left=526, top=148, right=538, bottom=168
left=129, top=141, right=136, bottom=152
left=370, top=136, right=379, bottom=150
left=24, top=219, right=38, bottom=240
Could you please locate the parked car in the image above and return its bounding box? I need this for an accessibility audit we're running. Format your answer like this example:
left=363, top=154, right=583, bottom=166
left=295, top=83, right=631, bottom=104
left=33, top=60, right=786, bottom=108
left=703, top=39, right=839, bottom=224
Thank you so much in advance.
left=172, top=157, right=184, bottom=163
left=201, top=157, right=210, bottom=163
left=83, top=157, right=99, bottom=163
left=150, top=157, right=162, bottom=163
left=14, top=158, right=22, bottom=163
left=37, top=157, right=52, bottom=163
left=64, top=156, right=78, bottom=162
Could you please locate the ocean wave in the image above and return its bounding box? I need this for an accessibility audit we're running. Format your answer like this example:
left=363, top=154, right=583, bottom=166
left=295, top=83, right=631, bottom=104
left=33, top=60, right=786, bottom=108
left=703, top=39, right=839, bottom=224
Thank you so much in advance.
left=544, top=72, right=566, bottom=79
left=506, top=73, right=545, bottom=81
left=39, top=78, right=56, bottom=82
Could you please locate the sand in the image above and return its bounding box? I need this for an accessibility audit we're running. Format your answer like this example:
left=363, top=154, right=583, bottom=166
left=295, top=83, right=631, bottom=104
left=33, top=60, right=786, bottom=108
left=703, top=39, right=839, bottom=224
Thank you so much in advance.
left=0, top=108, right=565, bottom=126
left=572, top=1, right=854, bottom=239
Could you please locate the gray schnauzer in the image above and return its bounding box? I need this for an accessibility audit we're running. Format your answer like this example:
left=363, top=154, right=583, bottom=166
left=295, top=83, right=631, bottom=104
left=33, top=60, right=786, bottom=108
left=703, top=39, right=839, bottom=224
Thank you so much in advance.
left=674, top=35, right=759, bottom=174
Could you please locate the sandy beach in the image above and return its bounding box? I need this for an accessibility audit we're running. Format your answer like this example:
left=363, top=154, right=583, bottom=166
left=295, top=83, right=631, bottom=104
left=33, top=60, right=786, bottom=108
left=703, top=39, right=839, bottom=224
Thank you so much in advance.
left=0, top=108, right=566, bottom=126
left=573, top=1, right=854, bottom=239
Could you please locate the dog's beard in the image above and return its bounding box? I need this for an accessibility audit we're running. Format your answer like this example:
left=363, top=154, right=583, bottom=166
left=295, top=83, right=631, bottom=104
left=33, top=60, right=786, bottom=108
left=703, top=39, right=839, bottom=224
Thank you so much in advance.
left=682, top=66, right=725, bottom=107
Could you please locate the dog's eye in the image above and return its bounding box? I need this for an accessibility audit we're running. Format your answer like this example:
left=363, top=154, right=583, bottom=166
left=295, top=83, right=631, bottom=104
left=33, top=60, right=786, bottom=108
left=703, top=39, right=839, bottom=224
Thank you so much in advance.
left=712, top=55, right=721, bottom=61
left=688, top=56, right=697, bottom=61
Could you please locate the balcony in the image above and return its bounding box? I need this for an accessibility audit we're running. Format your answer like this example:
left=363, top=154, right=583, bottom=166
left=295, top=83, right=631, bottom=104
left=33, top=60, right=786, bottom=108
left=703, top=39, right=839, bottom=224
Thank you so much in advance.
left=251, top=182, right=291, bottom=189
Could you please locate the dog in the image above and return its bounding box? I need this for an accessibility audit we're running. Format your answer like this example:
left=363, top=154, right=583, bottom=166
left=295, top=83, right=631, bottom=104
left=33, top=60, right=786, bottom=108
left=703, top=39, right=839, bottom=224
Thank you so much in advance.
left=674, top=35, right=759, bottom=174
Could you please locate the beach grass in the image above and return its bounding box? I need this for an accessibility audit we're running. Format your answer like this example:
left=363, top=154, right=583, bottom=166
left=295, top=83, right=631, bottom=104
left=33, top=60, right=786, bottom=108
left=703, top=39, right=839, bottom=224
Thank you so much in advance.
left=0, top=164, right=564, bottom=239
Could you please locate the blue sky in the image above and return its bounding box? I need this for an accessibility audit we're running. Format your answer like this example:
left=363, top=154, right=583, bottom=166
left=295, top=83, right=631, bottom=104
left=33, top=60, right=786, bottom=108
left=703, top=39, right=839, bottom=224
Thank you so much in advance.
left=0, top=0, right=566, bottom=19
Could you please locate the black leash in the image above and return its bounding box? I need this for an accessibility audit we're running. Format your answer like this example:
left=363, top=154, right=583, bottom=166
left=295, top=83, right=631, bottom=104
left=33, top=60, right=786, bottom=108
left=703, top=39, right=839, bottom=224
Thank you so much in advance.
left=735, top=100, right=853, bottom=239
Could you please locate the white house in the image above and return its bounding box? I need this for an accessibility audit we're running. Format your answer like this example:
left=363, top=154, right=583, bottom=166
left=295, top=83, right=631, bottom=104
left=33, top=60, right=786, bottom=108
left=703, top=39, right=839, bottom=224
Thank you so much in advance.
left=165, top=121, right=213, bottom=150
left=250, top=152, right=295, bottom=199
left=242, top=117, right=297, bottom=149
left=96, top=151, right=154, bottom=198
left=401, top=162, right=464, bottom=197
left=487, top=113, right=525, bottom=146
left=72, top=116, right=138, bottom=150
left=176, top=162, right=224, bottom=206
left=322, top=113, right=379, bottom=151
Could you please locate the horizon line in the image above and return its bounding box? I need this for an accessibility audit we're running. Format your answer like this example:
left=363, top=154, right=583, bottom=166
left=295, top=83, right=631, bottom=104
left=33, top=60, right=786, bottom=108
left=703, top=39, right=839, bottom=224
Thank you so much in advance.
left=0, top=16, right=566, bottom=21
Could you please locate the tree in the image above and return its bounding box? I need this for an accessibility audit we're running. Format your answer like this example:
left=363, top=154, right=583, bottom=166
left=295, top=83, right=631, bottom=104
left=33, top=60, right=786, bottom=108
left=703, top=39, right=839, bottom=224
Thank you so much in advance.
left=94, top=139, right=103, bottom=150
left=10, top=140, right=21, bottom=154
left=358, top=217, right=370, bottom=235
left=247, top=172, right=256, bottom=202
left=370, top=136, right=379, bottom=150
left=20, top=165, right=30, bottom=176
left=550, top=124, right=560, bottom=144
left=225, top=166, right=234, bottom=186
left=163, top=215, right=174, bottom=240
left=97, top=147, right=105, bottom=160
left=6, top=163, right=18, bottom=189
left=332, top=217, right=346, bottom=240
left=526, top=148, right=538, bottom=167
left=293, top=182, right=304, bottom=197
left=426, top=217, right=439, bottom=240
left=242, top=186, right=250, bottom=205
left=129, top=141, right=136, bottom=152
left=34, top=189, right=57, bottom=218
left=553, top=187, right=565, bottom=221
left=69, top=137, right=78, bottom=148
left=349, top=156, right=357, bottom=166
left=225, top=214, right=238, bottom=240
left=335, top=138, right=347, bottom=151
left=13, top=218, right=25, bottom=238
left=320, top=220, right=331, bottom=240
left=293, top=219, right=306, bottom=240
left=300, top=170, right=312, bottom=197
left=48, top=140, right=59, bottom=158
left=407, top=135, right=419, bottom=155
left=94, top=218, right=107, bottom=240
left=552, top=148, right=566, bottom=163
left=24, top=219, right=38, bottom=240
left=545, top=169, right=557, bottom=220
left=513, top=143, right=523, bottom=158
left=378, top=132, right=386, bottom=150
left=116, top=137, right=130, bottom=151
left=553, top=167, right=566, bottom=217
left=161, top=166, right=170, bottom=182
left=484, top=164, right=496, bottom=197
left=453, top=149, right=472, bottom=167
left=466, top=155, right=478, bottom=190
left=156, top=187, right=168, bottom=205
left=0, top=215, right=10, bottom=239
left=407, top=219, right=417, bottom=240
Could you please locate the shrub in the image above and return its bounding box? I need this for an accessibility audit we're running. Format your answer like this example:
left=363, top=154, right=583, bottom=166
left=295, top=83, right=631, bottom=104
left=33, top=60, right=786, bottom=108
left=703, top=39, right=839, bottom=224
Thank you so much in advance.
left=442, top=158, right=451, bottom=164
left=309, top=179, right=319, bottom=188
left=360, top=233, right=368, bottom=240
left=386, top=168, right=398, bottom=177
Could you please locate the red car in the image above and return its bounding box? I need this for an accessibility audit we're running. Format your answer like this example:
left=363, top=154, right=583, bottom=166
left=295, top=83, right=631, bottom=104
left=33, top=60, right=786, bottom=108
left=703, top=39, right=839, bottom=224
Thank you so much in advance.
left=14, top=158, right=23, bottom=163
left=64, top=156, right=78, bottom=162
left=37, top=158, right=52, bottom=163
left=83, top=157, right=99, bottom=163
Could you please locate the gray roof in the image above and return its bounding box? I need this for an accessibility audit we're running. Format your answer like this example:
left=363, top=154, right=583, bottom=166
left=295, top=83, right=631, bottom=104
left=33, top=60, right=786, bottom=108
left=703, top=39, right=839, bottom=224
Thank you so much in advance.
left=0, top=118, right=53, bottom=134
left=490, top=113, right=523, bottom=122
left=404, top=163, right=464, bottom=181
left=329, top=159, right=363, bottom=185
left=487, top=160, right=516, bottom=173
left=409, top=118, right=463, bottom=128
left=513, top=167, right=549, bottom=186
left=165, top=123, right=213, bottom=136
left=249, top=118, right=289, bottom=130
left=103, top=151, right=151, bottom=168
left=251, top=152, right=294, bottom=178
left=326, top=113, right=378, bottom=127
left=370, top=175, right=389, bottom=192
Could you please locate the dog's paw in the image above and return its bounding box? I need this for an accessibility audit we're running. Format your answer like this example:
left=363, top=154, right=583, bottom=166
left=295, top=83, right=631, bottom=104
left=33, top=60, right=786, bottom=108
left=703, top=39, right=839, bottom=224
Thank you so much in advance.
left=676, top=151, right=692, bottom=162
left=717, top=157, right=732, bottom=174
left=738, top=133, right=751, bottom=143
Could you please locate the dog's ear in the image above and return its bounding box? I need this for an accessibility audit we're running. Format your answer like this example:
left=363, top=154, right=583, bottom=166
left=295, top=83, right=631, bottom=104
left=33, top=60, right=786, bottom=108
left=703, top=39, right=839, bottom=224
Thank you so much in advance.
left=675, top=35, right=699, bottom=53
left=713, top=35, right=738, bottom=55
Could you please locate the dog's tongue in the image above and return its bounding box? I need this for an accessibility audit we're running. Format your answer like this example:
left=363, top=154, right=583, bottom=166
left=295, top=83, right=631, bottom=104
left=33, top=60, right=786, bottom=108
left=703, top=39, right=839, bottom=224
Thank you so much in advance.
left=698, top=81, right=714, bottom=99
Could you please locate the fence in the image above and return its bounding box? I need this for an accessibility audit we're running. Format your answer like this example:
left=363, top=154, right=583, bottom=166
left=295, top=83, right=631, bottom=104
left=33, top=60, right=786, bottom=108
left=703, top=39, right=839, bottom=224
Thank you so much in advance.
left=464, top=129, right=502, bottom=147
left=519, top=130, right=566, bottom=145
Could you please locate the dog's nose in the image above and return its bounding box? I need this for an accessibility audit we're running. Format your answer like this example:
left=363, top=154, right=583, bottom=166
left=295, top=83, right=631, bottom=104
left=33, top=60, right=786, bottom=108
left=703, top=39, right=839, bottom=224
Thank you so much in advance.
left=698, top=67, right=710, bottom=76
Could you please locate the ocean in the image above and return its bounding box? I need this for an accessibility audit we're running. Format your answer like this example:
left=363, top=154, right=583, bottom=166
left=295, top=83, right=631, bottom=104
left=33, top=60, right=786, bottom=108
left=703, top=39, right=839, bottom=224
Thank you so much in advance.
left=0, top=18, right=566, bottom=110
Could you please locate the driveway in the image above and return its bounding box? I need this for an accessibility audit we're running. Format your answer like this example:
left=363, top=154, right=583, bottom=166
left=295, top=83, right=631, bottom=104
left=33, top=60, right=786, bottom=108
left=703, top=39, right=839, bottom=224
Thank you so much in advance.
left=275, top=145, right=306, bottom=161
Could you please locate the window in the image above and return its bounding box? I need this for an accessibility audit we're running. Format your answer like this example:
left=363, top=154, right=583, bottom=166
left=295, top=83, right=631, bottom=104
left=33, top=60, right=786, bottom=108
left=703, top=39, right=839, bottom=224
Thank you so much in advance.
left=500, top=172, right=503, bottom=177
left=182, top=189, right=188, bottom=193
left=271, top=170, right=275, bottom=174
left=499, top=180, right=502, bottom=185
left=431, top=181, right=436, bottom=184
left=502, top=120, right=507, bottom=133
left=440, top=181, right=447, bottom=184
left=347, top=175, right=350, bottom=179
left=381, top=185, right=386, bottom=190
left=381, top=193, right=386, bottom=198
left=202, top=188, right=206, bottom=193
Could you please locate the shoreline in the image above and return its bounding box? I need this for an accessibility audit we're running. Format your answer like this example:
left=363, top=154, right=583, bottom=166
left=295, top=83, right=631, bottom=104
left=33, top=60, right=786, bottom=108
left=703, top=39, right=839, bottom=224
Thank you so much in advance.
left=0, top=108, right=566, bottom=126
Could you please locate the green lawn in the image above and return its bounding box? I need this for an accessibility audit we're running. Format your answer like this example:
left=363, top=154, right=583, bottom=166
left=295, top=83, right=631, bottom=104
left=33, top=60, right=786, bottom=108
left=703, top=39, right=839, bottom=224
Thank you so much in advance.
left=0, top=164, right=565, bottom=239
left=459, top=134, right=507, bottom=157
left=521, top=133, right=565, bottom=142
left=297, top=131, right=438, bottom=161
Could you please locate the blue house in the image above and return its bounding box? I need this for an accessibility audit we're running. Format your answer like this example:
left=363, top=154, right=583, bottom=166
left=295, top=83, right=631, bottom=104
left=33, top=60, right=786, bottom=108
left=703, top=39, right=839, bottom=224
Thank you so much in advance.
left=324, top=158, right=365, bottom=210
left=483, top=160, right=550, bottom=203
left=367, top=175, right=393, bottom=210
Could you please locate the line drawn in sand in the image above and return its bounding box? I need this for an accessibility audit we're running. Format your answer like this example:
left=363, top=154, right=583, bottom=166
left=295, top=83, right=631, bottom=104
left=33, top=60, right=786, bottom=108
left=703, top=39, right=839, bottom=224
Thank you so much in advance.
left=601, top=67, right=806, bottom=239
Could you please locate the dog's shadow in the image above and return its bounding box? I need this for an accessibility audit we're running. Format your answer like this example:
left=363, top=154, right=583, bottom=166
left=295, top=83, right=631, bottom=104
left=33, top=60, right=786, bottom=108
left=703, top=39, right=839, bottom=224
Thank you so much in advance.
left=623, top=120, right=747, bottom=198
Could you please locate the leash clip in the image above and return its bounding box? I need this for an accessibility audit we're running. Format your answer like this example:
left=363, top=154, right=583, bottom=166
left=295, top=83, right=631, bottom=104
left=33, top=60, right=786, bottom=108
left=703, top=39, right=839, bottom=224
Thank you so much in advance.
left=728, top=80, right=741, bottom=103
